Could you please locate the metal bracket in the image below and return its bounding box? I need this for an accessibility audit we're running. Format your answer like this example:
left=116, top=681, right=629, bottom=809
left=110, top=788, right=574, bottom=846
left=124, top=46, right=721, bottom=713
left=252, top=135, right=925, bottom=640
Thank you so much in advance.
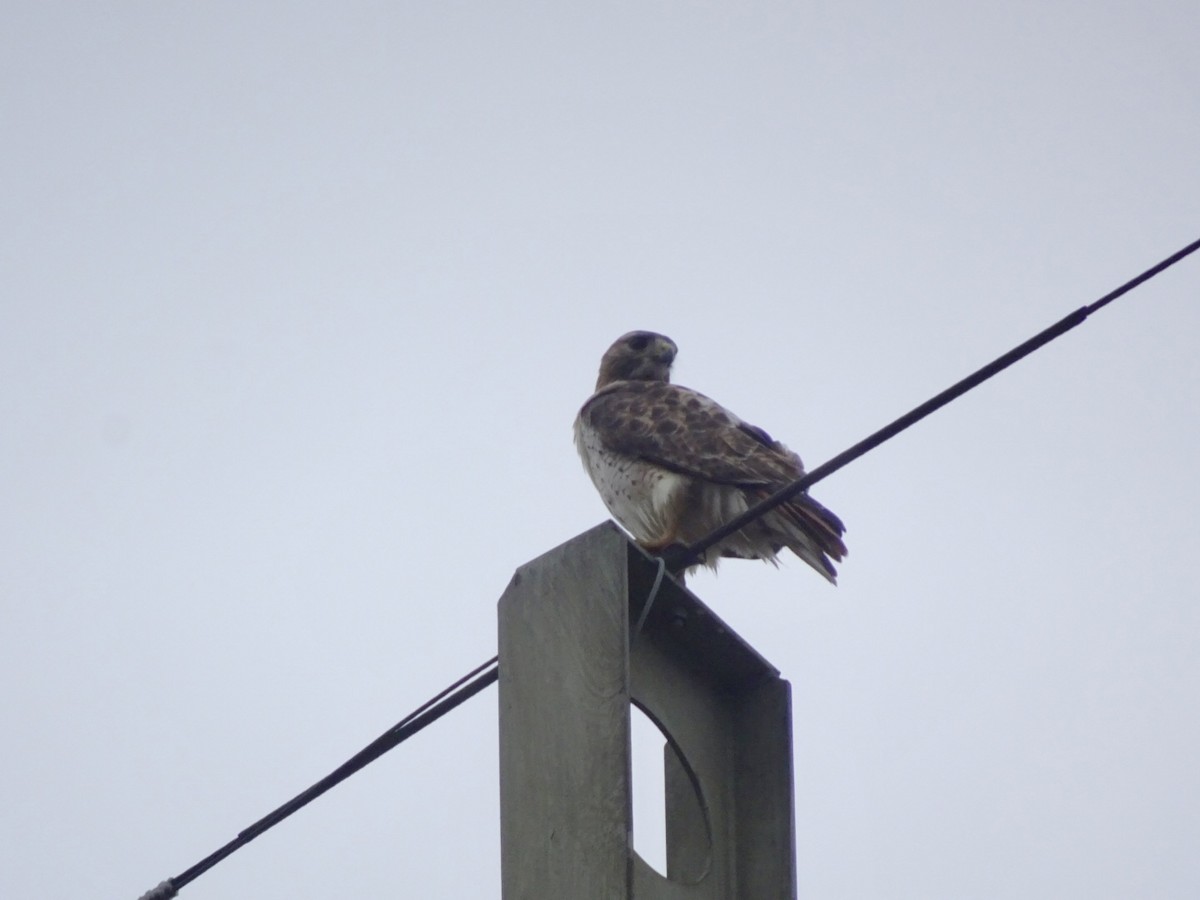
left=499, top=523, right=796, bottom=899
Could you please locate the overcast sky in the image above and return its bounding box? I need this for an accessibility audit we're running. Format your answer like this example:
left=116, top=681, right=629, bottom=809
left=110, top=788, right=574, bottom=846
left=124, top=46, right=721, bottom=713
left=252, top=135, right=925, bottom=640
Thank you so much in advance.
left=3, top=3, right=1198, bottom=899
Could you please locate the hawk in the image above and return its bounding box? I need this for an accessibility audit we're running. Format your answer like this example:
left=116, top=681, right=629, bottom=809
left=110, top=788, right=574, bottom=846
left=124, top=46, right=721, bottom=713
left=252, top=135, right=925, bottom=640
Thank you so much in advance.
left=574, top=330, right=847, bottom=582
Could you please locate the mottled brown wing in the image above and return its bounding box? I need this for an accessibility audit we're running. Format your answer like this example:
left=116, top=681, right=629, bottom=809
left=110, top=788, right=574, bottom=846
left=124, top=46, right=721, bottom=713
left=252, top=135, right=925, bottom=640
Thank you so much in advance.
left=579, top=381, right=803, bottom=487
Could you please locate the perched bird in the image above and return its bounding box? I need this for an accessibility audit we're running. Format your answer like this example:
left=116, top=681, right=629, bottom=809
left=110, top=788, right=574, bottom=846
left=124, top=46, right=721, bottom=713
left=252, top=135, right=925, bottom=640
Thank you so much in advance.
left=574, top=330, right=847, bottom=582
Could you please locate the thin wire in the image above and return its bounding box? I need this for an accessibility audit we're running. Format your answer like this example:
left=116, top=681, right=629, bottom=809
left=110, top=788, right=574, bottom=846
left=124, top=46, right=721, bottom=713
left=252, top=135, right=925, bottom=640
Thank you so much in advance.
left=391, top=654, right=499, bottom=732
left=143, top=656, right=499, bottom=897
left=675, top=235, right=1200, bottom=569
left=632, top=556, right=668, bottom=639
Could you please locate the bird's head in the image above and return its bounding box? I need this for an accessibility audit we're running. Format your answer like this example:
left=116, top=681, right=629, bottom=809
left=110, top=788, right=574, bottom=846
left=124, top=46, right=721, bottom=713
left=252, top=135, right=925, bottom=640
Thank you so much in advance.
left=595, top=331, right=678, bottom=390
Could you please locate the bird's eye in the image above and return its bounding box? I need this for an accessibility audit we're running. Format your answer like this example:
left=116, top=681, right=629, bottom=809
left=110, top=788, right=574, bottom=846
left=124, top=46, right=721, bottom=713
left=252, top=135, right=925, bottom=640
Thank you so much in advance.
left=628, top=335, right=650, bottom=351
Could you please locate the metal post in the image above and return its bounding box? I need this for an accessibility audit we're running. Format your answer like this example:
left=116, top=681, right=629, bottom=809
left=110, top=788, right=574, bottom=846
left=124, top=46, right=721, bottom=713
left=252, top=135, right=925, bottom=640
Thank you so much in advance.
left=499, top=522, right=796, bottom=899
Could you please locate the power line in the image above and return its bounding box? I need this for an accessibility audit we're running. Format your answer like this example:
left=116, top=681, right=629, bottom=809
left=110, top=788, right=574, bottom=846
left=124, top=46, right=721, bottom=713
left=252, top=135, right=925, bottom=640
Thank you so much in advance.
left=672, top=235, right=1200, bottom=569
left=137, top=235, right=1198, bottom=898
left=138, top=657, right=499, bottom=900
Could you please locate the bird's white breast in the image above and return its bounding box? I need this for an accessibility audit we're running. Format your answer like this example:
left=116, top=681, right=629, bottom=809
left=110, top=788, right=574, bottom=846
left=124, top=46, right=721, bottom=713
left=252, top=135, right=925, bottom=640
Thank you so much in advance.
left=573, top=416, right=685, bottom=543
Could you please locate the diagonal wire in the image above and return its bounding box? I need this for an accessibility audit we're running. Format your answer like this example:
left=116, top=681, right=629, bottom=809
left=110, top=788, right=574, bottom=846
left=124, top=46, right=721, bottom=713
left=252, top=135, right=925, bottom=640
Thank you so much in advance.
left=140, top=656, right=499, bottom=899
left=673, top=235, right=1200, bottom=569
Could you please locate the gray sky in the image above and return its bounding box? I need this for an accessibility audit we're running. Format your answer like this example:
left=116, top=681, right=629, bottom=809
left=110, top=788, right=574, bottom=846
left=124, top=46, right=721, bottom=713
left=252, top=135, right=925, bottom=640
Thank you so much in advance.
left=3, top=3, right=1198, bottom=898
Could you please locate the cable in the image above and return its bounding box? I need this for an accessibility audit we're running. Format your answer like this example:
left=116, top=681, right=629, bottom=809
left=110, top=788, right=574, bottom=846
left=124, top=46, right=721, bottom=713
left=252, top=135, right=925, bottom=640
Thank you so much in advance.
left=632, top=556, right=668, bottom=639
left=672, top=235, right=1200, bottom=569
left=138, top=656, right=499, bottom=899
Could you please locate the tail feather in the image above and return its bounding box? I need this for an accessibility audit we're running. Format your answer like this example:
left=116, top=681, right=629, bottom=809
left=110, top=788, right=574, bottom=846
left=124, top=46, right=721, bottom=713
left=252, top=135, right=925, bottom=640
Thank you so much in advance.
left=770, top=492, right=848, bottom=584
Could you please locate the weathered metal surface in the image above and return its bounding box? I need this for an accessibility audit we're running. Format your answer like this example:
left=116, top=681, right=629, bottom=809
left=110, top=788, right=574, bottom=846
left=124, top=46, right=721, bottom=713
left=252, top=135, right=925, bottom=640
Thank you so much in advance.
left=499, top=522, right=795, bottom=899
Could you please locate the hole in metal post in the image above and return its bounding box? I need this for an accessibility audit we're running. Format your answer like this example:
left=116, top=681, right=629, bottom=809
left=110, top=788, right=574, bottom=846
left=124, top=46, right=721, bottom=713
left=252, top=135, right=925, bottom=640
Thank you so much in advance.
left=630, top=703, right=712, bottom=884
left=631, top=705, right=669, bottom=875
